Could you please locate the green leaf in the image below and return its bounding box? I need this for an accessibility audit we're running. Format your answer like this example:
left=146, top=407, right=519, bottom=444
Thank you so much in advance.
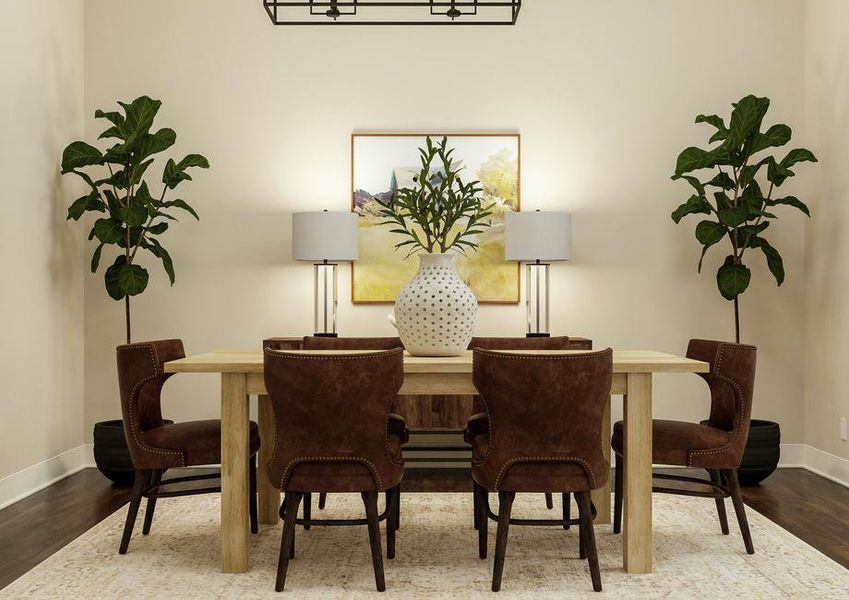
left=780, top=148, right=818, bottom=169
left=67, top=192, right=104, bottom=220
left=718, top=205, right=748, bottom=228
left=748, top=236, right=784, bottom=285
left=93, top=218, right=124, bottom=244
left=162, top=199, right=199, bottom=220
left=118, top=96, right=161, bottom=141
left=119, top=203, right=148, bottom=228
left=671, top=174, right=706, bottom=196
left=94, top=109, right=124, bottom=127
left=105, top=256, right=128, bottom=300
left=768, top=196, right=811, bottom=217
left=61, top=142, right=103, bottom=172
left=741, top=222, right=769, bottom=236
left=727, top=95, right=770, bottom=148
left=146, top=240, right=175, bottom=284
left=136, top=128, right=176, bottom=160
left=695, top=114, right=729, bottom=143
left=695, top=220, right=727, bottom=247
left=716, top=256, right=751, bottom=300
left=767, top=158, right=794, bottom=187
left=90, top=244, right=104, bottom=273
left=707, top=171, right=735, bottom=190
left=674, top=146, right=728, bottom=176
left=147, top=222, right=169, bottom=235
left=163, top=159, right=192, bottom=189
left=750, top=124, right=791, bottom=154
left=671, top=195, right=712, bottom=223
left=177, top=154, right=210, bottom=170
left=117, top=263, right=149, bottom=296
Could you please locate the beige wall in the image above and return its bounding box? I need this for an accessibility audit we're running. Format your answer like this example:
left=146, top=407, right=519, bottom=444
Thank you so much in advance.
left=803, top=0, right=849, bottom=460
left=82, top=1, right=810, bottom=441
left=0, top=1, right=85, bottom=478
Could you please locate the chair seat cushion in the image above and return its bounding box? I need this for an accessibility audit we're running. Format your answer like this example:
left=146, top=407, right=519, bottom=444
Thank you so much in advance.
left=144, top=419, right=261, bottom=467
left=282, top=433, right=405, bottom=493
left=468, top=428, right=596, bottom=493
left=611, top=419, right=731, bottom=467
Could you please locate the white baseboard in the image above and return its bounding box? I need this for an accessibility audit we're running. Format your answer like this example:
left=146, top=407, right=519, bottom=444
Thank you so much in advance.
left=0, top=444, right=94, bottom=510
left=778, top=443, right=807, bottom=467
left=799, top=445, right=849, bottom=487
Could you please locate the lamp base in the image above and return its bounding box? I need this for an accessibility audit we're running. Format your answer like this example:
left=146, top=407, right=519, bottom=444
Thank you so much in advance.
left=313, top=332, right=338, bottom=338
left=526, top=333, right=551, bottom=338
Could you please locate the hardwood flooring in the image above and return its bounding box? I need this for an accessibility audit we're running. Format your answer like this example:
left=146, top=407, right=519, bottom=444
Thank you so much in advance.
left=1, top=467, right=847, bottom=589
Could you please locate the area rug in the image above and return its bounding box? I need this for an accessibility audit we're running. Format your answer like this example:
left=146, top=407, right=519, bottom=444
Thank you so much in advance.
left=2, top=493, right=847, bottom=599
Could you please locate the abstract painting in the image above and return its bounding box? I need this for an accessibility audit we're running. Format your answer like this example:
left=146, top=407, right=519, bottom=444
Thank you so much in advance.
left=351, top=133, right=520, bottom=303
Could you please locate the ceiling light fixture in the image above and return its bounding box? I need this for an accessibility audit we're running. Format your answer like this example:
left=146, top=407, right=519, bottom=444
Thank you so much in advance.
left=263, top=1, right=522, bottom=26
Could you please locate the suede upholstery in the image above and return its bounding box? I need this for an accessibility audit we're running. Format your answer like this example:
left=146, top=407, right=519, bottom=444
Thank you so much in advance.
left=467, top=336, right=573, bottom=351
left=302, top=336, right=403, bottom=351
left=116, top=339, right=260, bottom=469
left=467, top=348, right=613, bottom=493
left=611, top=339, right=757, bottom=469
left=263, top=348, right=407, bottom=493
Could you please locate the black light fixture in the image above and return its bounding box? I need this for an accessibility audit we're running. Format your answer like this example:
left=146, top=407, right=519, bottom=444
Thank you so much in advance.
left=263, top=1, right=522, bottom=26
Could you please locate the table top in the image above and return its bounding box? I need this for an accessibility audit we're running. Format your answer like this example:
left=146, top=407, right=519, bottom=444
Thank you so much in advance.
left=164, top=349, right=709, bottom=375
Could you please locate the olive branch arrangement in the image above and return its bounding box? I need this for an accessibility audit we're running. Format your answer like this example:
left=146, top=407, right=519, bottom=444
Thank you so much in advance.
left=376, top=136, right=493, bottom=257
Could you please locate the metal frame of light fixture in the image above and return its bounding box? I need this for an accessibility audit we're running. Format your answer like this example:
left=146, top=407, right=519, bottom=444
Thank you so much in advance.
left=263, top=1, right=522, bottom=26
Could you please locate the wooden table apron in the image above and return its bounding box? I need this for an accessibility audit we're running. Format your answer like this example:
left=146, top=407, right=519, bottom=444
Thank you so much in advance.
left=164, top=350, right=708, bottom=575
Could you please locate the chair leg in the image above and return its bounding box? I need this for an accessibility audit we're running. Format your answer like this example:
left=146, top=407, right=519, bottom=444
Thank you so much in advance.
left=545, top=492, right=554, bottom=510
left=119, top=469, right=147, bottom=555
left=577, top=491, right=603, bottom=592
left=276, top=492, right=302, bottom=592
left=249, top=456, right=259, bottom=534
left=394, top=485, right=401, bottom=531
left=726, top=469, right=755, bottom=554
left=473, top=481, right=480, bottom=531
left=491, top=491, right=515, bottom=592
left=562, top=493, right=571, bottom=530
left=476, top=483, right=488, bottom=559
left=302, top=492, right=312, bottom=531
left=362, top=491, right=386, bottom=592
left=386, top=486, right=397, bottom=559
left=708, top=469, right=729, bottom=535
left=613, top=453, right=623, bottom=535
left=142, top=469, right=161, bottom=535
left=579, top=506, right=587, bottom=559
left=318, top=493, right=327, bottom=510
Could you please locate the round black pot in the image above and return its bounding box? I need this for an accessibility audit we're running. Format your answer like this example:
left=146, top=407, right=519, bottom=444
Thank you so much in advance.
left=738, top=419, right=781, bottom=486
left=93, top=420, right=135, bottom=486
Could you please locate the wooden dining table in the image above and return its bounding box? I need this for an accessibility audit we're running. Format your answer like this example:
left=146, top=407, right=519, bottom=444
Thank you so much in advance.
left=165, top=348, right=708, bottom=575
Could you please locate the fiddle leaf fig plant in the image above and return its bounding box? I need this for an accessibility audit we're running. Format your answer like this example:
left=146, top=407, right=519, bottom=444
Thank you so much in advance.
left=672, top=94, right=816, bottom=342
left=61, top=96, right=209, bottom=343
left=376, top=136, right=493, bottom=257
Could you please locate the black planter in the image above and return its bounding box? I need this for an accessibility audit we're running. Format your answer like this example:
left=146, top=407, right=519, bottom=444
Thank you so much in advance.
left=93, top=420, right=135, bottom=486
left=738, top=419, right=781, bottom=486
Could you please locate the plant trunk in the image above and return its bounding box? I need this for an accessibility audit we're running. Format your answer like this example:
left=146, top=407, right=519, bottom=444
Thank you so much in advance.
left=125, top=295, right=131, bottom=344
left=733, top=296, right=740, bottom=344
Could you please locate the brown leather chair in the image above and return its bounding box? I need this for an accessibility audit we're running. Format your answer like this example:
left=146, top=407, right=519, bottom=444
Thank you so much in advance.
left=264, top=347, right=408, bottom=592
left=301, top=336, right=404, bottom=516
left=116, top=339, right=260, bottom=554
left=612, top=339, right=757, bottom=554
left=467, top=337, right=577, bottom=521
left=466, top=348, right=612, bottom=592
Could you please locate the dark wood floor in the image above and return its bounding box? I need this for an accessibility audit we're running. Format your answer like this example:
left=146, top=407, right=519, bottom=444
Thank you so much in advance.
left=1, top=467, right=847, bottom=589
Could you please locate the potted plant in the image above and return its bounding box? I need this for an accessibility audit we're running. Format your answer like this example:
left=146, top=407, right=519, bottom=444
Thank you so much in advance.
left=671, top=94, right=816, bottom=484
left=61, top=96, right=209, bottom=484
left=377, top=136, right=493, bottom=356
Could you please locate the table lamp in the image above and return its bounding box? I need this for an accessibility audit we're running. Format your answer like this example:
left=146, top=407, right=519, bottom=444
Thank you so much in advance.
left=292, top=210, right=359, bottom=337
left=505, top=210, right=572, bottom=337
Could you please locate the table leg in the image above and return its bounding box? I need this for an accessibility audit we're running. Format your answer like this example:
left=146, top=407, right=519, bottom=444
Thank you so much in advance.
left=591, top=394, right=612, bottom=524
left=623, top=373, right=653, bottom=573
left=258, top=394, right=281, bottom=525
left=221, top=373, right=249, bottom=573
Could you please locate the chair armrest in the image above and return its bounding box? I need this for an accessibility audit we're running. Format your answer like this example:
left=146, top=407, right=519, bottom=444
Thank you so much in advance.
left=463, top=412, right=489, bottom=444
left=388, top=413, right=410, bottom=444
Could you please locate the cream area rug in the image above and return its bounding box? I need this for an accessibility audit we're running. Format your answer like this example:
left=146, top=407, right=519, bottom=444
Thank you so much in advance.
left=3, top=493, right=848, bottom=599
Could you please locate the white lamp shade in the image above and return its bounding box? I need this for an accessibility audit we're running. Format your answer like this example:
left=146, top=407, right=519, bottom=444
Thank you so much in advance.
left=505, top=211, right=571, bottom=261
left=292, top=211, right=359, bottom=262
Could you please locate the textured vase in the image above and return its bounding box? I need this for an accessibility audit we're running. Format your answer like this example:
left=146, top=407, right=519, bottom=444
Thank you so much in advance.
left=393, top=253, right=477, bottom=356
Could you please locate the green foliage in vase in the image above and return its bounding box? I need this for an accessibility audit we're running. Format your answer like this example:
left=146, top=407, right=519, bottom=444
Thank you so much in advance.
left=671, top=94, right=817, bottom=342
left=376, top=136, right=493, bottom=256
left=60, top=96, right=209, bottom=343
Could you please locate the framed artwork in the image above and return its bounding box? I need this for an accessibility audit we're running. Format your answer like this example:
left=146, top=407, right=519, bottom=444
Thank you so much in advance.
left=351, top=133, right=521, bottom=304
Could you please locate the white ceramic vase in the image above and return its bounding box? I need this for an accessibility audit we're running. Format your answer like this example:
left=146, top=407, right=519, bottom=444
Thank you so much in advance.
left=392, top=253, right=478, bottom=357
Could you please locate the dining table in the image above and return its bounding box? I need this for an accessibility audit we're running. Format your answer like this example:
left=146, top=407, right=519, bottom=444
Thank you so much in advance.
left=164, top=347, right=709, bottom=575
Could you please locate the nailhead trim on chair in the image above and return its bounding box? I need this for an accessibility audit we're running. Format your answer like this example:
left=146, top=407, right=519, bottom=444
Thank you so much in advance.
left=278, top=456, right=384, bottom=492
left=494, top=455, right=598, bottom=490
left=117, top=344, right=186, bottom=465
